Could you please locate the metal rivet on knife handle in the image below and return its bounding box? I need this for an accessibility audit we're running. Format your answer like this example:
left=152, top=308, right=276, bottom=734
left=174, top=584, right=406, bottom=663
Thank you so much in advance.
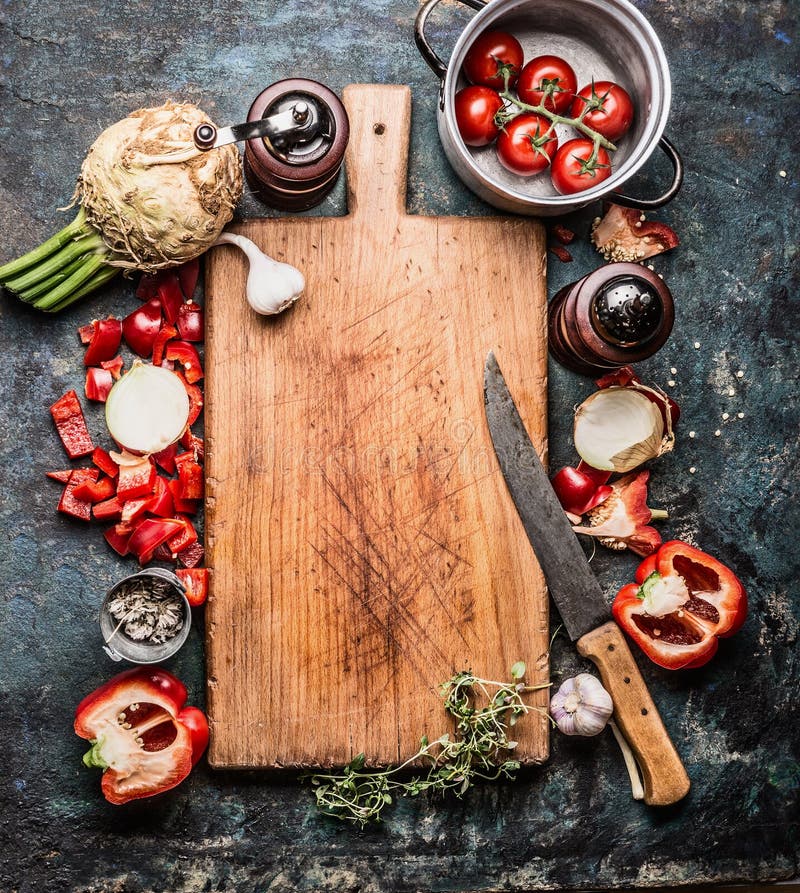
left=577, top=622, right=691, bottom=807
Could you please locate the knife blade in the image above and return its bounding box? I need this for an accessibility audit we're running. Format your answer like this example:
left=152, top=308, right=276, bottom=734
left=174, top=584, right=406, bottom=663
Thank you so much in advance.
left=483, top=351, right=690, bottom=806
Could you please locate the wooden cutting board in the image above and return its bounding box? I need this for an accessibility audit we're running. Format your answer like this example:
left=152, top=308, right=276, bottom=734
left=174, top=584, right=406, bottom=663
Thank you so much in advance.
left=205, top=84, right=550, bottom=769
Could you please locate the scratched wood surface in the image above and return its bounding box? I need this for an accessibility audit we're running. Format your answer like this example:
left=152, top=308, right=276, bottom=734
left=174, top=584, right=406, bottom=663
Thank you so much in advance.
left=204, top=84, right=549, bottom=768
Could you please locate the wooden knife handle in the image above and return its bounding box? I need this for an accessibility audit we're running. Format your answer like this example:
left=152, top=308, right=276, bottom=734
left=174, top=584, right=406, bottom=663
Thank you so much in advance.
left=577, top=621, right=690, bottom=807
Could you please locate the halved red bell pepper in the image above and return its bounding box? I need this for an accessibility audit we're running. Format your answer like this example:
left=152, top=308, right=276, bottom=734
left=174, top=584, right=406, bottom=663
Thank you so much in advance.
left=128, top=518, right=183, bottom=565
left=72, top=476, right=116, bottom=504
left=116, top=458, right=157, bottom=501
left=176, top=301, right=204, bottom=342
left=152, top=323, right=178, bottom=366
left=58, top=468, right=100, bottom=522
left=123, top=299, right=162, bottom=358
left=50, top=390, right=94, bottom=459
left=176, top=568, right=208, bottom=607
left=612, top=540, right=748, bottom=669
left=104, top=523, right=134, bottom=556
left=74, top=667, right=208, bottom=804
left=93, top=496, right=123, bottom=522
left=83, top=317, right=122, bottom=367
left=92, top=447, right=119, bottom=479
left=175, top=452, right=204, bottom=500
left=166, top=341, right=204, bottom=384
left=85, top=367, right=114, bottom=403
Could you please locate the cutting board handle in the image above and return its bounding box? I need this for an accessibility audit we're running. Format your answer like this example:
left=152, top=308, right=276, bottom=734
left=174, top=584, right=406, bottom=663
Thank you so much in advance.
left=342, top=84, right=410, bottom=221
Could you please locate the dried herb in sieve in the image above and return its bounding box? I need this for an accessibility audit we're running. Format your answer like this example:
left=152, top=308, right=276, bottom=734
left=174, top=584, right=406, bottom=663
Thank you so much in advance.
left=107, top=577, right=184, bottom=645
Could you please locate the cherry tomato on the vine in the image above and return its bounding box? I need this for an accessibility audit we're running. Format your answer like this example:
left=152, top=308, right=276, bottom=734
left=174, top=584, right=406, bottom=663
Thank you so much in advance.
left=496, top=113, right=558, bottom=176
left=454, top=86, right=504, bottom=147
left=570, top=81, right=634, bottom=142
left=516, top=55, right=577, bottom=115
left=462, top=30, right=525, bottom=89
left=551, top=138, right=612, bottom=195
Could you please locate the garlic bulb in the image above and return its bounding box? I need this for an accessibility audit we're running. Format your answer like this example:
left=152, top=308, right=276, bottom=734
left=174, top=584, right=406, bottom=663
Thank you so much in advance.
left=214, top=232, right=304, bottom=316
left=550, top=673, right=613, bottom=736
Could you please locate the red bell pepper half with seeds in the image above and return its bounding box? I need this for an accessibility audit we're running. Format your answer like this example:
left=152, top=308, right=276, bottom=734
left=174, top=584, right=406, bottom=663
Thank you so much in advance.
left=75, top=667, right=208, bottom=805
left=613, top=540, right=747, bottom=669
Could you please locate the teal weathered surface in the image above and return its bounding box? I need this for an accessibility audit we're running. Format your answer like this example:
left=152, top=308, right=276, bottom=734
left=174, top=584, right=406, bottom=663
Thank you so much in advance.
left=0, top=0, right=797, bottom=889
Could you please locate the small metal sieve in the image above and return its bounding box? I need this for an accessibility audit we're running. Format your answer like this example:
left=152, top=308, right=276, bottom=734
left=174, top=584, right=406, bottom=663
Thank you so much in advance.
left=99, top=568, right=191, bottom=664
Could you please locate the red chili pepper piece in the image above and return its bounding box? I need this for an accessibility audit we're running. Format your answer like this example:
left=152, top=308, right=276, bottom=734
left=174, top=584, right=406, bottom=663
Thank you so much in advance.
left=83, top=317, right=122, bottom=367
left=101, top=355, right=124, bottom=381
left=116, top=458, right=157, bottom=501
left=167, top=479, right=199, bottom=515
left=166, top=341, right=204, bottom=384
left=612, top=540, right=747, bottom=670
left=178, top=541, right=205, bottom=568
left=85, top=367, right=114, bottom=403
left=78, top=322, right=96, bottom=344
left=74, top=667, right=207, bottom=804
left=178, top=258, right=200, bottom=301
left=46, top=469, right=74, bottom=483
left=176, top=567, right=208, bottom=608
left=50, top=390, right=94, bottom=459
left=58, top=468, right=100, bottom=522
left=123, top=298, right=163, bottom=358
left=93, top=496, right=123, bottom=522
left=104, top=523, right=134, bottom=556
left=152, top=324, right=179, bottom=367
left=156, top=272, right=184, bottom=324
left=92, top=447, right=119, bottom=479
left=147, top=476, right=175, bottom=518
left=128, top=518, right=184, bottom=565
left=72, top=476, right=116, bottom=504
left=176, top=301, right=204, bottom=342
left=175, top=452, right=204, bottom=500
left=167, top=516, right=198, bottom=555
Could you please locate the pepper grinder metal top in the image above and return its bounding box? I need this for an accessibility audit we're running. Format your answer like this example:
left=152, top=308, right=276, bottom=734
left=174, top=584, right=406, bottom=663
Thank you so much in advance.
left=243, top=78, right=350, bottom=211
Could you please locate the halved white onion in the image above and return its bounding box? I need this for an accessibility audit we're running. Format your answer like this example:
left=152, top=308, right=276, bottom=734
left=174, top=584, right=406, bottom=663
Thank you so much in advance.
left=574, top=387, right=664, bottom=473
left=105, top=362, right=189, bottom=455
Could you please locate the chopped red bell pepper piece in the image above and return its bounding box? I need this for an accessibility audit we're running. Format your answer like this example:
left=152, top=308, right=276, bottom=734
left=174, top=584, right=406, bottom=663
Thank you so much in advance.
left=156, top=272, right=184, bottom=324
left=104, top=523, right=134, bottom=556
left=175, top=452, right=204, bottom=500
left=123, top=298, right=163, bottom=358
left=50, top=390, right=94, bottom=459
left=167, top=479, right=199, bottom=515
left=121, top=497, right=152, bottom=525
left=85, top=367, right=114, bottom=403
left=128, top=518, right=184, bottom=565
left=116, top=457, right=157, bottom=501
left=167, top=516, right=198, bottom=555
left=176, top=568, right=208, bottom=607
left=179, top=429, right=204, bottom=461
left=78, top=322, right=96, bottom=344
left=93, top=496, right=123, bottom=522
left=152, top=324, right=179, bottom=367
left=152, top=543, right=176, bottom=562
left=178, top=541, right=205, bottom=568
left=612, top=540, right=747, bottom=670
left=153, top=443, right=178, bottom=475
left=58, top=468, right=100, bottom=522
left=83, top=317, right=122, bottom=367
left=92, top=447, right=119, bottom=478
left=176, top=301, right=204, bottom=342
left=180, top=374, right=203, bottom=425
left=147, top=476, right=175, bottom=518
left=72, top=476, right=116, bottom=504
left=166, top=341, right=204, bottom=384
left=74, top=667, right=208, bottom=804
left=178, top=258, right=200, bottom=301
left=101, top=355, right=124, bottom=380
left=46, top=469, right=74, bottom=483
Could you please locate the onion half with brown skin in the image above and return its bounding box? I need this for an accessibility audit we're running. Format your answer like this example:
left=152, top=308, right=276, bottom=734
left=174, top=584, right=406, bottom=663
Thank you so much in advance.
left=0, top=102, right=242, bottom=312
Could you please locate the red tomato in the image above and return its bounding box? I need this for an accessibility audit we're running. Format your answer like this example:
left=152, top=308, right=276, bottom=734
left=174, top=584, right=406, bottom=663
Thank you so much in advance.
left=516, top=55, right=577, bottom=114
left=551, top=138, right=612, bottom=195
left=462, top=30, right=524, bottom=89
left=570, top=81, right=634, bottom=141
left=496, top=114, right=558, bottom=176
left=454, top=86, right=504, bottom=147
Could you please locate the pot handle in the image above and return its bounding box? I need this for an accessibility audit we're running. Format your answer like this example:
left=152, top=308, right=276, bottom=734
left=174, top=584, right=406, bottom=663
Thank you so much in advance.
left=414, top=0, right=486, bottom=80
left=607, top=137, right=684, bottom=210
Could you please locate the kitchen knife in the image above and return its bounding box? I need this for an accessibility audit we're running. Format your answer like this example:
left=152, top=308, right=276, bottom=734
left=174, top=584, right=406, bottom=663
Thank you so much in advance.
left=483, top=351, right=690, bottom=806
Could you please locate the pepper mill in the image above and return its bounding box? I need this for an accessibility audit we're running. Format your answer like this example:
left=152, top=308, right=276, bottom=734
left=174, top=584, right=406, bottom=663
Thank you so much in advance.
left=548, top=262, right=675, bottom=376
left=244, top=78, right=349, bottom=211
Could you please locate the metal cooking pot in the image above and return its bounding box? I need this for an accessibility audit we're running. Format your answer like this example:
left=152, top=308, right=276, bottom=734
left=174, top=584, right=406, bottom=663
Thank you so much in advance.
left=415, top=0, right=683, bottom=216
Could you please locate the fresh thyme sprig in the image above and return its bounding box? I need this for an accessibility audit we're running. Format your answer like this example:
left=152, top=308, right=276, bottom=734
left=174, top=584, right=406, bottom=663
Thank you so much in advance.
left=307, top=662, right=550, bottom=827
